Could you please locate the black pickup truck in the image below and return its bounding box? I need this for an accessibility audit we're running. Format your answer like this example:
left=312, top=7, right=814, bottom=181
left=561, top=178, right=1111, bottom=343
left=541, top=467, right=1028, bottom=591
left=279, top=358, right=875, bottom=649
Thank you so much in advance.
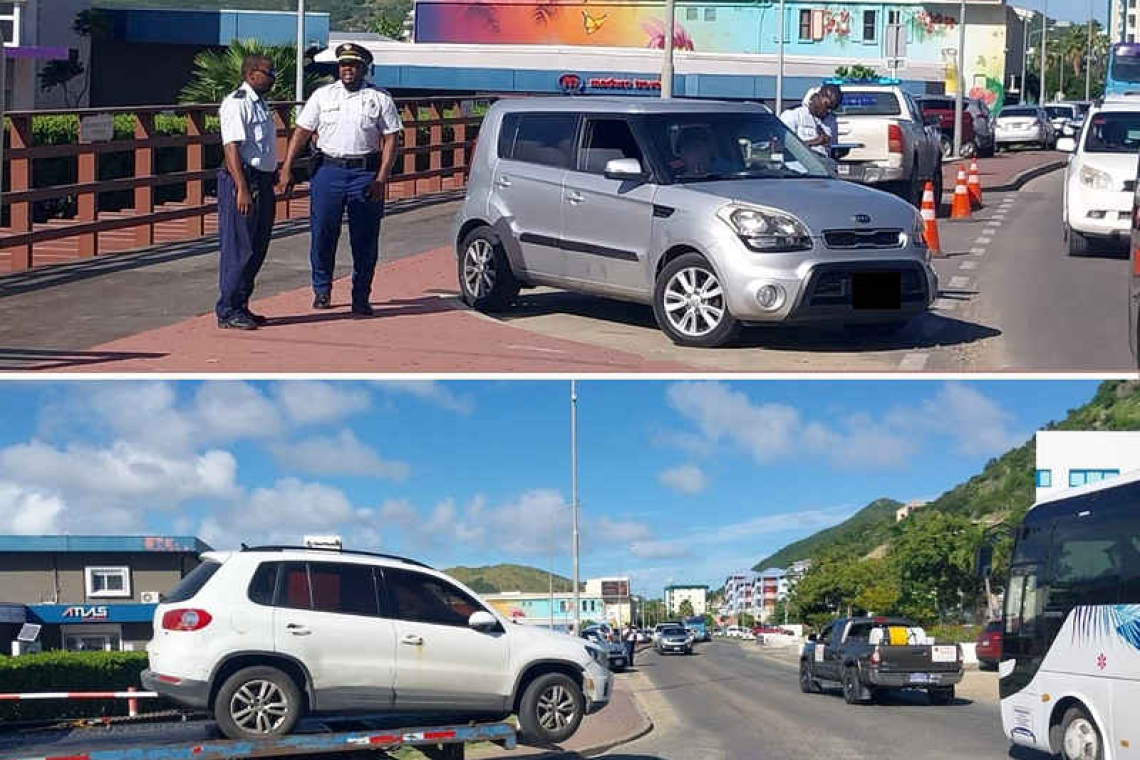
left=799, top=616, right=963, bottom=705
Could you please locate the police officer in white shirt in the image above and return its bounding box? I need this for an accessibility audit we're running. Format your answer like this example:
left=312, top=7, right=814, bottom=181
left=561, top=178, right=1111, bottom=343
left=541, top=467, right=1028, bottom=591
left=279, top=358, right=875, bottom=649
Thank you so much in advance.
left=279, top=43, right=402, bottom=317
left=216, top=54, right=278, bottom=330
left=780, top=93, right=831, bottom=156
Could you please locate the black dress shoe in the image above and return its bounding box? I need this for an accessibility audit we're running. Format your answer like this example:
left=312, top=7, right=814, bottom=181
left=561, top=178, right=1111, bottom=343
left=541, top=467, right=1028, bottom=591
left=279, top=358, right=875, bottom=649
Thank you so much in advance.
left=218, top=313, right=258, bottom=330
left=313, top=293, right=332, bottom=309
left=351, top=303, right=374, bottom=318
left=243, top=309, right=269, bottom=325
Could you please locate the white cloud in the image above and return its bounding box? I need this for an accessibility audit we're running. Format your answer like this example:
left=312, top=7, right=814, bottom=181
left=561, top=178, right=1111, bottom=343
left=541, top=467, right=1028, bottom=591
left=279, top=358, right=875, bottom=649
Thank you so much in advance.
left=193, top=382, right=285, bottom=441
left=271, top=382, right=372, bottom=425
left=375, top=382, right=473, bottom=414
left=927, top=383, right=1024, bottom=454
left=658, top=464, right=708, bottom=494
left=0, top=483, right=64, bottom=534
left=271, top=430, right=410, bottom=479
left=629, top=540, right=691, bottom=560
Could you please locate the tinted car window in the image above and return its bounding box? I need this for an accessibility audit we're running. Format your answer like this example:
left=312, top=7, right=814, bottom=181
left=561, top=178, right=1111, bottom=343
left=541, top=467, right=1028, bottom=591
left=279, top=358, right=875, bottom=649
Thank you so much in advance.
left=384, top=568, right=485, bottom=627
left=832, top=92, right=901, bottom=116
left=309, top=561, right=380, bottom=617
left=247, top=561, right=279, bottom=606
left=579, top=118, right=644, bottom=175
left=1083, top=112, right=1140, bottom=154
left=507, top=113, right=579, bottom=169
left=279, top=562, right=312, bottom=610
left=163, top=560, right=221, bottom=604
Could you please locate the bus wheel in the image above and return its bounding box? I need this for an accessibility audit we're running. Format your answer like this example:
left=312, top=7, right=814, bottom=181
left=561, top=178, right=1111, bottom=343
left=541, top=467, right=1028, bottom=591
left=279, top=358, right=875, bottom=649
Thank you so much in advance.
left=1060, top=705, right=1103, bottom=760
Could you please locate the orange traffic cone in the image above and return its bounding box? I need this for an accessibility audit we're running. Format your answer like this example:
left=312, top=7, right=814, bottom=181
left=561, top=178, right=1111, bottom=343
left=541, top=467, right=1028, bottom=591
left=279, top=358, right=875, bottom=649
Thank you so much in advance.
left=951, top=168, right=971, bottom=219
left=967, top=158, right=984, bottom=208
left=921, top=181, right=942, bottom=256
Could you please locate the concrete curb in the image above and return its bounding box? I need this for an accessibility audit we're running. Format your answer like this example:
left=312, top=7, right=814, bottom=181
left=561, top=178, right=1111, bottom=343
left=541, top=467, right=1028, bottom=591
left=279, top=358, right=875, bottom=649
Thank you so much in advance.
left=989, top=159, right=1067, bottom=193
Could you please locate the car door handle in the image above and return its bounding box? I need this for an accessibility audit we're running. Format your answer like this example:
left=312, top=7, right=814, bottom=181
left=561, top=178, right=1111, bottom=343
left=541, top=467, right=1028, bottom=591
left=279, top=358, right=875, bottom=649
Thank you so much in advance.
left=567, top=191, right=584, bottom=204
left=401, top=634, right=424, bottom=646
left=496, top=176, right=512, bottom=188
left=285, top=624, right=311, bottom=636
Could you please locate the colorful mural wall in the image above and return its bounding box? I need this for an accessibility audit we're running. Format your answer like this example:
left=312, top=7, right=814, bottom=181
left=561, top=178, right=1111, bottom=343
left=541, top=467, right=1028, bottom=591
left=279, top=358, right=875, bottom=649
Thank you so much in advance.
left=414, top=1, right=1012, bottom=109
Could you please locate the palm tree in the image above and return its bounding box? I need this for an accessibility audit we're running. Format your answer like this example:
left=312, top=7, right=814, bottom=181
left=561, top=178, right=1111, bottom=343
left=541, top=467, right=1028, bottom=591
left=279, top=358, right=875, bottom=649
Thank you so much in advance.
left=178, top=39, right=328, bottom=104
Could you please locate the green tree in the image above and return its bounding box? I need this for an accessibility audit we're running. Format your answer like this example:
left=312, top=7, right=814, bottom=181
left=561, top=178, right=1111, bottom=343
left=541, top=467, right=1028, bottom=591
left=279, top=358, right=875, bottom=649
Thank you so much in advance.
left=835, top=64, right=879, bottom=81
left=678, top=599, right=695, bottom=618
left=889, top=511, right=981, bottom=625
left=179, top=39, right=328, bottom=104
left=39, top=56, right=87, bottom=108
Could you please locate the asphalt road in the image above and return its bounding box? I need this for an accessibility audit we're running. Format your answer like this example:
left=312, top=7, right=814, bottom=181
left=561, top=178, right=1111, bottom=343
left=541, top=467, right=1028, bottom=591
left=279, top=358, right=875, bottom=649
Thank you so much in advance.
left=602, top=641, right=1044, bottom=760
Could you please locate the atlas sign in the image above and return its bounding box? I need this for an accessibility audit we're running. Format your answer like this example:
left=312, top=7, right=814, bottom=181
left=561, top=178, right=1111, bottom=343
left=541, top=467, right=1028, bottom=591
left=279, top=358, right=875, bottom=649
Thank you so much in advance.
left=62, top=606, right=110, bottom=620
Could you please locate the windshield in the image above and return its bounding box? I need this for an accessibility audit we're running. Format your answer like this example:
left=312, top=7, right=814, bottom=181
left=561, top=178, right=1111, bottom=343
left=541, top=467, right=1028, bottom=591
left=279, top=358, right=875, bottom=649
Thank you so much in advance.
left=642, top=112, right=830, bottom=184
left=1083, top=112, right=1140, bottom=154
left=1000, top=108, right=1038, bottom=119
left=1045, top=106, right=1074, bottom=119
left=661, top=627, right=686, bottom=636
left=1111, top=50, right=1140, bottom=85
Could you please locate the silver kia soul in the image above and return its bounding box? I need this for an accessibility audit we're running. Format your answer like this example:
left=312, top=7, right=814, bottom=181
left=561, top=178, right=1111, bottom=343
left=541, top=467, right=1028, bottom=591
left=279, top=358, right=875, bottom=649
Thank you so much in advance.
left=453, top=97, right=938, bottom=348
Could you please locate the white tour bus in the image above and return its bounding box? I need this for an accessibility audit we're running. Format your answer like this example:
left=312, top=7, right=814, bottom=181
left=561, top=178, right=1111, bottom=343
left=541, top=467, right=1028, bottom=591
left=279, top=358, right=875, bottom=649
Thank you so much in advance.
left=995, top=470, right=1140, bottom=760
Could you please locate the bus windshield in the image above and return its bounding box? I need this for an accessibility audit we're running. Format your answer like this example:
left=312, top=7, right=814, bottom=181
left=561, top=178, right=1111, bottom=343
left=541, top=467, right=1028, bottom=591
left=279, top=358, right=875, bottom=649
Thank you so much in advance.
left=1108, top=44, right=1140, bottom=93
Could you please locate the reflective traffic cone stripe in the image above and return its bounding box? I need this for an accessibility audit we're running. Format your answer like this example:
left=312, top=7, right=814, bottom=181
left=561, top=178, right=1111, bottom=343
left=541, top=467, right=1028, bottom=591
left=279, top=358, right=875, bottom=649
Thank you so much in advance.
left=951, top=169, right=971, bottom=219
left=968, top=158, right=984, bottom=208
left=921, top=181, right=941, bottom=256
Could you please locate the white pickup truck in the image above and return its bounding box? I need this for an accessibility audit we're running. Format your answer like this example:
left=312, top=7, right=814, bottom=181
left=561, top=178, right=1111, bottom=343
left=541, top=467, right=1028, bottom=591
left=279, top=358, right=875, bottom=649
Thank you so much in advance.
left=807, top=84, right=944, bottom=207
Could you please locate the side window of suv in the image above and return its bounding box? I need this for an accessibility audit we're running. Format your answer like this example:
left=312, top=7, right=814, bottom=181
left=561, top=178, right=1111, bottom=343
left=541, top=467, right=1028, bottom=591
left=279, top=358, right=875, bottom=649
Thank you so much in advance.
left=383, top=567, right=486, bottom=627
left=579, top=118, right=645, bottom=175
left=248, top=561, right=279, bottom=606
left=309, top=562, right=380, bottom=617
left=505, top=113, right=579, bottom=169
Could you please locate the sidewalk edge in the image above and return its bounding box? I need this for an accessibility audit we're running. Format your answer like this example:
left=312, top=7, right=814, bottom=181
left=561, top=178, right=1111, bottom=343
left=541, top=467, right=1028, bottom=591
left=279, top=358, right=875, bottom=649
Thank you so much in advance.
left=990, top=159, right=1066, bottom=193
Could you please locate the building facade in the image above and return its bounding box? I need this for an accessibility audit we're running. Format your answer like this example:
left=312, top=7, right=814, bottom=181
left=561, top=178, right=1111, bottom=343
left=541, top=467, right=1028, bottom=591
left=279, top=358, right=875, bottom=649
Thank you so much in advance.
left=0, top=535, right=210, bottom=655
left=895, top=499, right=928, bottom=522
left=722, top=571, right=757, bottom=618
left=2, top=0, right=92, bottom=110
left=752, top=568, right=788, bottom=622
left=1110, top=0, right=1138, bottom=44
left=1035, top=431, right=1140, bottom=500
left=584, top=576, right=636, bottom=625
left=481, top=591, right=606, bottom=628
left=664, top=584, right=708, bottom=616
left=408, top=0, right=1022, bottom=109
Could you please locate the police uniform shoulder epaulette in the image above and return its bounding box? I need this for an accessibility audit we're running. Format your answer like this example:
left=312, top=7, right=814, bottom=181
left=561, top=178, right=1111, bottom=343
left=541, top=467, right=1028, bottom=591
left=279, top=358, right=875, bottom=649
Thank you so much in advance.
left=230, top=89, right=245, bottom=99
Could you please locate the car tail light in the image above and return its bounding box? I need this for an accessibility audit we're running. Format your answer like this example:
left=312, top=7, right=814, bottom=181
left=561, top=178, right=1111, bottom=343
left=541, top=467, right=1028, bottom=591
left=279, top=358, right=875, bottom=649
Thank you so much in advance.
left=888, top=124, right=904, bottom=154
left=870, top=646, right=881, bottom=666
left=162, top=609, right=213, bottom=631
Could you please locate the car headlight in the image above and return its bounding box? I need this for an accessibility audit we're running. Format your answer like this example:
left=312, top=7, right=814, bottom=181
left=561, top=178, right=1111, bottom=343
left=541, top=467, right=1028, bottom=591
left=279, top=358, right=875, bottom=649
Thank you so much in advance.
left=1080, top=166, right=1114, bottom=190
left=585, top=645, right=608, bottom=669
left=716, top=204, right=812, bottom=252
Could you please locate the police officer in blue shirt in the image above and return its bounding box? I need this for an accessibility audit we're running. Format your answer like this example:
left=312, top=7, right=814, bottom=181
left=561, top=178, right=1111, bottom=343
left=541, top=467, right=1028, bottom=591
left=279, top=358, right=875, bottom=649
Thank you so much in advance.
left=279, top=43, right=402, bottom=317
left=216, top=54, right=278, bottom=330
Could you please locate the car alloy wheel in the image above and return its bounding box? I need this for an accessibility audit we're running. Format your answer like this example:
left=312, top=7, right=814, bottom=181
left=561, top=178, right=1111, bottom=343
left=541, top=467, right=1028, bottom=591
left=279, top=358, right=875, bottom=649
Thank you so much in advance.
left=536, top=683, right=578, bottom=733
left=663, top=266, right=725, bottom=338
left=464, top=238, right=497, bottom=300
left=230, top=679, right=290, bottom=734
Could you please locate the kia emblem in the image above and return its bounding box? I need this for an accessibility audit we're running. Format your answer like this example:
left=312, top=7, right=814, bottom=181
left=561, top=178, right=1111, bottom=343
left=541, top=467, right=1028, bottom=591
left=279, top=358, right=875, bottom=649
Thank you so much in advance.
left=853, top=214, right=872, bottom=225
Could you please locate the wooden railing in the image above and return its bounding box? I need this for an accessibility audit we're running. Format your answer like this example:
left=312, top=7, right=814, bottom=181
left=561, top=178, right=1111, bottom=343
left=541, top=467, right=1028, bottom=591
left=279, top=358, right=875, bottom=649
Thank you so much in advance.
left=0, top=96, right=495, bottom=272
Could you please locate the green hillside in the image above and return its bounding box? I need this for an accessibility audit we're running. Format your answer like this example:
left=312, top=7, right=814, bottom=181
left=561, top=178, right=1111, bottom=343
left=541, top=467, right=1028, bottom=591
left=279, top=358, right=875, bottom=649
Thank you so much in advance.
left=756, top=380, right=1140, bottom=571
left=445, top=564, right=575, bottom=594
left=754, top=498, right=902, bottom=570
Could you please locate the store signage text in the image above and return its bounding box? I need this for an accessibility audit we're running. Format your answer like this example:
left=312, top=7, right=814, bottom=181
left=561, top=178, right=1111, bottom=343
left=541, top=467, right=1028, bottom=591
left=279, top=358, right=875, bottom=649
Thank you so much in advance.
left=62, top=606, right=110, bottom=620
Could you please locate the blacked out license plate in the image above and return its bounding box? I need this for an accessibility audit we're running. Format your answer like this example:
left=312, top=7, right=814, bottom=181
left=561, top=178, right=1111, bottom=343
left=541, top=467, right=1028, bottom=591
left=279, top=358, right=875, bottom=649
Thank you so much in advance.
left=852, top=272, right=901, bottom=310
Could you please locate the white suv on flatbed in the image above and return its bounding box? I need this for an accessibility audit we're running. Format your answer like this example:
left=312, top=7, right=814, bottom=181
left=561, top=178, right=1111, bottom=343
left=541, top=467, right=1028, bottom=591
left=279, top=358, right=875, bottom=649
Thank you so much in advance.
left=142, top=546, right=612, bottom=744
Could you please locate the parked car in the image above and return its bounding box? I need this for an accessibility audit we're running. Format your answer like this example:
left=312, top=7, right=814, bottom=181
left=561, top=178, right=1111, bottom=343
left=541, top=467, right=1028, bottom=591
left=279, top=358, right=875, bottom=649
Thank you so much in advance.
left=994, top=105, right=1055, bottom=151
left=1045, top=102, right=1081, bottom=135
left=1059, top=99, right=1140, bottom=254
left=915, top=95, right=984, bottom=158
left=806, top=82, right=944, bottom=205
left=975, top=620, right=1002, bottom=671
left=455, top=97, right=939, bottom=348
left=655, top=625, right=694, bottom=655
left=142, top=545, right=612, bottom=745
left=799, top=616, right=963, bottom=705
left=582, top=627, right=627, bottom=671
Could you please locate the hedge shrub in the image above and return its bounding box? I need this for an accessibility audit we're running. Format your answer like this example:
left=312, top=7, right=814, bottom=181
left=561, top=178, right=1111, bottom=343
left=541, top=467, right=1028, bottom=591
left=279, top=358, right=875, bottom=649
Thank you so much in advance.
left=0, top=650, right=176, bottom=723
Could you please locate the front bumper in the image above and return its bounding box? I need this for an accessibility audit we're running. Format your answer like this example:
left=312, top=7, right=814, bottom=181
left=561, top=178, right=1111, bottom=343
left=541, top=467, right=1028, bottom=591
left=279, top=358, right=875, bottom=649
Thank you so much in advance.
left=866, top=668, right=963, bottom=688
left=1068, top=185, right=1132, bottom=237
left=582, top=661, right=613, bottom=715
left=141, top=668, right=211, bottom=709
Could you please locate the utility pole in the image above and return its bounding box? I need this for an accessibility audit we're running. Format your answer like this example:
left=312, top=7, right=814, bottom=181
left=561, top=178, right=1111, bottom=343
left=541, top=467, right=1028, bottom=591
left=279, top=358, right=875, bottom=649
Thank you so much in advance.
left=1022, top=14, right=1029, bottom=103
left=661, top=0, right=675, bottom=98
left=1086, top=0, right=1094, bottom=101
left=571, top=380, right=581, bottom=636
left=0, top=25, right=7, bottom=205
left=953, top=0, right=966, bottom=157
left=295, top=0, right=306, bottom=104
left=775, top=0, right=785, bottom=114
left=1041, top=0, right=1048, bottom=105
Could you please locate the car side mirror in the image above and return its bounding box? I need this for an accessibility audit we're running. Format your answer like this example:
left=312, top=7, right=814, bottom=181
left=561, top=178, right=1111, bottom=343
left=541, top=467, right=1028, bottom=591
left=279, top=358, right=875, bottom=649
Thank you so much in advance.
left=468, top=611, right=499, bottom=631
left=604, top=157, right=646, bottom=181
left=1056, top=137, right=1077, bottom=153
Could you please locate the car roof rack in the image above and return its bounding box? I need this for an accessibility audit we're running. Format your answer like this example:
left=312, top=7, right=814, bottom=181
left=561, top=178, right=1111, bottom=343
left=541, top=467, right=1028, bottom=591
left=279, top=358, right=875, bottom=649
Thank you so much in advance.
left=239, top=544, right=434, bottom=569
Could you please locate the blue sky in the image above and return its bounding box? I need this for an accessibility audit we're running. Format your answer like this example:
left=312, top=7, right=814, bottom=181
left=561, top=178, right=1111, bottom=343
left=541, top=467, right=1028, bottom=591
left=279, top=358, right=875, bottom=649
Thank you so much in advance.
left=0, top=380, right=1097, bottom=596
left=1014, top=1, right=1106, bottom=24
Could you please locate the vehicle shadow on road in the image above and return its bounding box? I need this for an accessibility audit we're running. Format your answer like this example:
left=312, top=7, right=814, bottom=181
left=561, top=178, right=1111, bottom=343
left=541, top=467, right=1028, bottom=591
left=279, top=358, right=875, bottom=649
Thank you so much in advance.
left=0, top=346, right=169, bottom=371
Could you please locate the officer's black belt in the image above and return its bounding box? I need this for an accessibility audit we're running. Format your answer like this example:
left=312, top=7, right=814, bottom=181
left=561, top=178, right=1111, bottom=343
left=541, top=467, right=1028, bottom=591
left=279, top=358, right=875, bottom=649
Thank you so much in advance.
left=320, top=152, right=381, bottom=170
left=241, top=164, right=276, bottom=179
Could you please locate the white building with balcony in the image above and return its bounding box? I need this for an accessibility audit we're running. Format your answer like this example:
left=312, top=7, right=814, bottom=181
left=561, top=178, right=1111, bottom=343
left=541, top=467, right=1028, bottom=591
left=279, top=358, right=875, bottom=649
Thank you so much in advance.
left=1035, top=430, right=1140, bottom=500
left=664, top=584, right=708, bottom=617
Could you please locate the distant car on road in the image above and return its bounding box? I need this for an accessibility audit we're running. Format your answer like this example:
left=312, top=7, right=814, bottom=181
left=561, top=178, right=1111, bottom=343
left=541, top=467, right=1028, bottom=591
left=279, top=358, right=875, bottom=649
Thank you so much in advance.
left=995, top=105, right=1055, bottom=151
left=799, top=616, right=963, bottom=705
left=974, top=620, right=1001, bottom=671
left=655, top=625, right=694, bottom=655
left=915, top=95, right=994, bottom=158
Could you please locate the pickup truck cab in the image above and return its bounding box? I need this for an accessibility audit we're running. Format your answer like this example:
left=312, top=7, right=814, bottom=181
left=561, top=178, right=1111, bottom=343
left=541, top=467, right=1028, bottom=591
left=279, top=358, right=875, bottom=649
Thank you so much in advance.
left=806, top=81, right=943, bottom=207
left=799, top=616, right=963, bottom=705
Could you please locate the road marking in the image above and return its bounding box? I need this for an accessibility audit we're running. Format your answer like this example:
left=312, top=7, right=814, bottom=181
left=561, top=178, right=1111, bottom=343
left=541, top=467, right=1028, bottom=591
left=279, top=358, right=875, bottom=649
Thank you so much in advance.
left=934, top=298, right=958, bottom=311
left=978, top=234, right=994, bottom=244
left=970, top=247, right=987, bottom=255
left=960, top=260, right=979, bottom=270
left=986, top=220, right=1002, bottom=227
left=899, top=352, right=929, bottom=371
left=949, top=275, right=971, bottom=289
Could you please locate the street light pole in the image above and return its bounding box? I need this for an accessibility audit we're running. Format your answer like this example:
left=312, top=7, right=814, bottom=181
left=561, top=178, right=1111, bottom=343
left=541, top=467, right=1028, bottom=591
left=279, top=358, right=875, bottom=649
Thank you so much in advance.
left=1040, top=0, right=1048, bottom=104
left=775, top=0, right=785, bottom=114
left=571, top=380, right=580, bottom=637
left=295, top=0, right=306, bottom=104
left=1086, top=0, right=1094, bottom=102
left=661, top=0, right=675, bottom=98
left=1022, top=15, right=1029, bottom=103
left=954, top=0, right=966, bottom=157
